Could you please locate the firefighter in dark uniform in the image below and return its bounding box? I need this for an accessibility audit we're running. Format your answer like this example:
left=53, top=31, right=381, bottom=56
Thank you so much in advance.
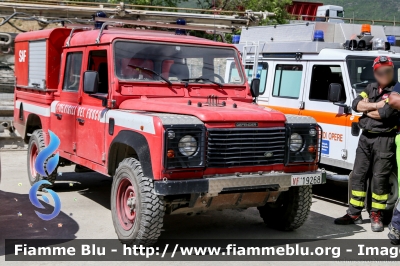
left=335, top=56, right=398, bottom=232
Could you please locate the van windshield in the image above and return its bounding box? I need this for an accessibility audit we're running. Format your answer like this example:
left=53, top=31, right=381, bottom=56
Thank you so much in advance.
left=346, top=56, right=400, bottom=93
left=114, top=41, right=244, bottom=85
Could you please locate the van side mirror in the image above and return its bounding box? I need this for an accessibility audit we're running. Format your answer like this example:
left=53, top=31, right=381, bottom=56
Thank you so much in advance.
left=250, top=78, right=260, bottom=98
left=328, top=83, right=342, bottom=102
left=83, top=71, right=99, bottom=94
left=328, top=83, right=351, bottom=114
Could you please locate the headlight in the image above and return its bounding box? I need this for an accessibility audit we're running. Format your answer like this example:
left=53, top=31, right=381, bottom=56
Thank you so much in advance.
left=290, top=133, right=303, bottom=152
left=178, top=135, right=198, bottom=156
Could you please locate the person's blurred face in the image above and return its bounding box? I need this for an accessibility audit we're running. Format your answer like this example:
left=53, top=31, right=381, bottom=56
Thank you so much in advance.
left=374, top=66, right=394, bottom=87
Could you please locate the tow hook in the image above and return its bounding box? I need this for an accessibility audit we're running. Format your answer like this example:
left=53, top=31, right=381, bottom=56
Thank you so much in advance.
left=127, top=192, right=136, bottom=211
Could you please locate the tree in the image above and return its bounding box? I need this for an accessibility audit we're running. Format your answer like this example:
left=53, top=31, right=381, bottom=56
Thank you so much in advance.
left=196, top=0, right=292, bottom=24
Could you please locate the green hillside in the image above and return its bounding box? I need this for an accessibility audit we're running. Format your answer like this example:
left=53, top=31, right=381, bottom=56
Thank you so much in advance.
left=308, top=0, right=400, bottom=22
left=180, top=0, right=400, bottom=23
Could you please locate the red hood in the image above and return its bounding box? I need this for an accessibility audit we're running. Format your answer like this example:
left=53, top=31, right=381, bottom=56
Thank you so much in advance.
left=118, top=98, right=286, bottom=123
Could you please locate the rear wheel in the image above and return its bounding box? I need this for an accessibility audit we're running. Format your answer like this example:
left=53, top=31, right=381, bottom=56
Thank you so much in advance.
left=111, top=158, right=164, bottom=246
left=257, top=186, right=312, bottom=231
left=27, top=129, right=57, bottom=187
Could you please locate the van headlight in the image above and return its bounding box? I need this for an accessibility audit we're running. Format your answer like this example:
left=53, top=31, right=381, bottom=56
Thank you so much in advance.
left=289, top=133, right=303, bottom=152
left=178, top=135, right=198, bottom=156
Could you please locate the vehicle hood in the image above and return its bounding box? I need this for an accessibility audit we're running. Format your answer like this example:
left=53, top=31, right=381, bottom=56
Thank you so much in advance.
left=118, top=98, right=286, bottom=123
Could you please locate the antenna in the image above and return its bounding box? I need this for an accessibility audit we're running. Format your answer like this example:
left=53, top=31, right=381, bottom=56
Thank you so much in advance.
left=213, top=0, right=217, bottom=41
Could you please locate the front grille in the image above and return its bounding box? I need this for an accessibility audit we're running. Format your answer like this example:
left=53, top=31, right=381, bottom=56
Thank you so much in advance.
left=207, top=127, right=286, bottom=167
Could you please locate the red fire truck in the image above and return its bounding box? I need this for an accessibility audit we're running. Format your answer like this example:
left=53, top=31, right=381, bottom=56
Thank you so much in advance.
left=13, top=17, right=325, bottom=244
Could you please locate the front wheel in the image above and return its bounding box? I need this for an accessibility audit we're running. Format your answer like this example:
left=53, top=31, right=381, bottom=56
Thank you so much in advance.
left=257, top=186, right=312, bottom=231
left=111, top=158, right=165, bottom=246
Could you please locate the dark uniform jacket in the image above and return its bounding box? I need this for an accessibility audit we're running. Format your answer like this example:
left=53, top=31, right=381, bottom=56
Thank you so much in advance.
left=352, top=81, right=398, bottom=133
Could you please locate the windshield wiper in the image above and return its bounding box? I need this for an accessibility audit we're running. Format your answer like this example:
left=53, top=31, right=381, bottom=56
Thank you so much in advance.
left=181, top=78, right=223, bottom=88
left=128, top=64, right=172, bottom=86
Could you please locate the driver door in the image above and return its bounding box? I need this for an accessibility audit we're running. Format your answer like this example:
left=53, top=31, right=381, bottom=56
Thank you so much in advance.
left=51, top=50, right=83, bottom=155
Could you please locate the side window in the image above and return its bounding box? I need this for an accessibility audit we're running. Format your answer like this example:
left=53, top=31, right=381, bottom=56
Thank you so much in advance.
left=63, top=52, right=83, bottom=92
left=309, top=65, right=346, bottom=102
left=88, top=50, right=108, bottom=94
left=186, top=58, right=203, bottom=79
left=272, top=64, right=303, bottom=98
left=228, top=61, right=241, bottom=83
left=213, top=58, right=226, bottom=80
left=243, top=63, right=268, bottom=94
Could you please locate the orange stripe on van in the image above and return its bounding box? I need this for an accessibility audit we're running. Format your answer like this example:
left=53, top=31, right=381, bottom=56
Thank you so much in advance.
left=264, top=105, right=360, bottom=127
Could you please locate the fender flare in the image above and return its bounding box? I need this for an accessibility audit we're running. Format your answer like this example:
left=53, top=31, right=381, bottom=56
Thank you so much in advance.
left=108, top=130, right=153, bottom=178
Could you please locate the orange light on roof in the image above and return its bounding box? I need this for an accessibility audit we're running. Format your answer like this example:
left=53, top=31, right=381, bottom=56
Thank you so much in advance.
left=167, top=150, right=175, bottom=158
left=361, top=24, right=371, bottom=34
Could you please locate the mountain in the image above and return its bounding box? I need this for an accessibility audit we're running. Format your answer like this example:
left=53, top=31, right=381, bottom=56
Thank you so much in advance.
left=179, top=0, right=400, bottom=23
left=308, top=0, right=400, bottom=22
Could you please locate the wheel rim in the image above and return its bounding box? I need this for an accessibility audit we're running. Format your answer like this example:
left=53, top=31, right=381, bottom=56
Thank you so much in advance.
left=29, top=142, right=38, bottom=180
left=116, top=177, right=136, bottom=231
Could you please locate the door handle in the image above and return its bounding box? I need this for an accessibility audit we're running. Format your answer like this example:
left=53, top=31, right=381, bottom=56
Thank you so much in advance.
left=77, top=117, right=85, bottom=124
left=54, top=113, right=62, bottom=119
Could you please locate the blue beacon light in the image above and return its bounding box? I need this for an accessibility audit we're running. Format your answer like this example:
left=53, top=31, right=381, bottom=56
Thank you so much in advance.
left=313, top=30, right=325, bottom=42
left=387, top=35, right=396, bottom=46
left=176, top=19, right=187, bottom=35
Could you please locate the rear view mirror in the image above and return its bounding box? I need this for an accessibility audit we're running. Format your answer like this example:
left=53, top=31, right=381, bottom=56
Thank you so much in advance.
left=328, top=83, right=342, bottom=102
left=83, top=71, right=99, bottom=94
left=250, top=78, right=260, bottom=98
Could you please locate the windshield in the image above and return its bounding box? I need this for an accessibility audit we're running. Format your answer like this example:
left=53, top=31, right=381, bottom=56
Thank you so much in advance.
left=346, top=56, right=400, bottom=93
left=114, top=41, right=244, bottom=85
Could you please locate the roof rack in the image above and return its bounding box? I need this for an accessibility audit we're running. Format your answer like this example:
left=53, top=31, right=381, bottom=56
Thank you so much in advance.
left=0, top=0, right=272, bottom=29
left=93, top=16, right=242, bottom=44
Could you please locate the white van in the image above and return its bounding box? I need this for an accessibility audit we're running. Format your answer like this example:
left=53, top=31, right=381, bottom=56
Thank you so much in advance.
left=315, top=5, right=344, bottom=23
left=228, top=22, right=400, bottom=210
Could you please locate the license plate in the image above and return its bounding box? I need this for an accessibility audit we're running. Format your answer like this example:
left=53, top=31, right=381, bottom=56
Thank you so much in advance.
left=291, top=173, right=323, bottom=186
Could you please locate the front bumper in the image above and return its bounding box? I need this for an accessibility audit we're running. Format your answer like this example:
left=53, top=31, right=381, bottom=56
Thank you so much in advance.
left=154, top=171, right=326, bottom=196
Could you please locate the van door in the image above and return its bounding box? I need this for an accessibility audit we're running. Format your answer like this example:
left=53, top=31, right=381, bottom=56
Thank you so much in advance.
left=258, top=61, right=307, bottom=115
left=300, top=62, right=353, bottom=169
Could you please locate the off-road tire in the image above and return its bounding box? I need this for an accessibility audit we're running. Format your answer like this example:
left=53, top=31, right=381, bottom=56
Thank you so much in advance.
left=257, top=186, right=312, bottom=231
left=27, top=129, right=57, bottom=188
left=111, top=158, right=164, bottom=246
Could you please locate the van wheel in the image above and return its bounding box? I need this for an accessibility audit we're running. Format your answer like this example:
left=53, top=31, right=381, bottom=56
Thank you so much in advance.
left=27, top=129, right=57, bottom=188
left=257, top=186, right=312, bottom=231
left=111, top=158, right=164, bottom=246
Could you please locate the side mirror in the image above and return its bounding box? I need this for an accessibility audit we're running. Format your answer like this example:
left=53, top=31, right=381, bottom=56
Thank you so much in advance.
left=328, top=83, right=342, bottom=102
left=83, top=71, right=99, bottom=94
left=250, top=78, right=260, bottom=98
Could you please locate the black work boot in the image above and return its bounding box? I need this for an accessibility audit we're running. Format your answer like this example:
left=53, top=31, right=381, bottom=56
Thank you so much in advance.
left=370, top=211, right=384, bottom=232
left=388, top=223, right=400, bottom=245
left=334, top=212, right=362, bottom=225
